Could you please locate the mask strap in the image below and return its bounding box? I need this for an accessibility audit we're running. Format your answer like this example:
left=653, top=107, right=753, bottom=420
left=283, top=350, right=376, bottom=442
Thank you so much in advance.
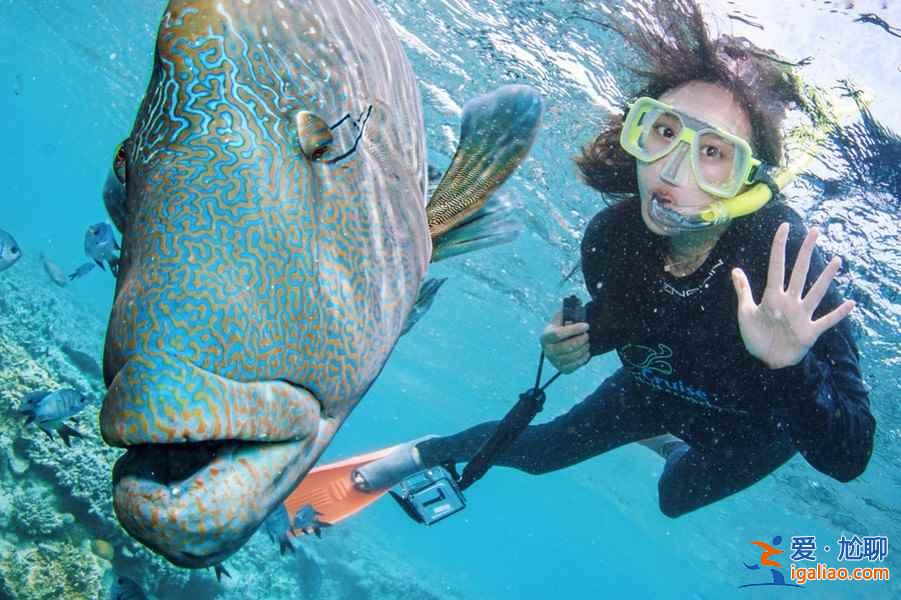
left=749, top=163, right=780, bottom=197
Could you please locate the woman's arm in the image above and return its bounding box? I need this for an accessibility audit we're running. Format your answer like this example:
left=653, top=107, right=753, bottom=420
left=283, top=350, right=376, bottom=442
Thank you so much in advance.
left=762, top=317, right=874, bottom=482
left=734, top=219, right=875, bottom=482
left=581, top=206, right=635, bottom=356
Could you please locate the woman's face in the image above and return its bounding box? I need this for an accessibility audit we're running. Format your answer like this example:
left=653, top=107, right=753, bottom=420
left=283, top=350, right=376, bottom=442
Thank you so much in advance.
left=636, top=80, right=753, bottom=237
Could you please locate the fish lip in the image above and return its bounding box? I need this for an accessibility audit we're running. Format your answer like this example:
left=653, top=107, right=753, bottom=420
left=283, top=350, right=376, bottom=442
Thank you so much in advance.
left=112, top=439, right=307, bottom=568
left=102, top=356, right=329, bottom=567
left=100, top=355, right=323, bottom=447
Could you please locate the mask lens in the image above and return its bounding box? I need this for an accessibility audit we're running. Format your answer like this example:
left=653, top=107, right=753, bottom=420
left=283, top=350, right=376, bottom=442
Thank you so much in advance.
left=637, top=109, right=682, bottom=160
left=695, top=131, right=753, bottom=197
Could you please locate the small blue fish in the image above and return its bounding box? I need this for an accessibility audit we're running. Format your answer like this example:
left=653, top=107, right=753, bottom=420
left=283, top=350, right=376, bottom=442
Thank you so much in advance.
left=68, top=262, right=97, bottom=281
left=109, top=575, right=147, bottom=600
left=293, top=504, right=330, bottom=539
left=84, top=222, right=120, bottom=276
left=0, top=229, right=22, bottom=272
left=20, top=388, right=91, bottom=446
left=262, top=504, right=297, bottom=555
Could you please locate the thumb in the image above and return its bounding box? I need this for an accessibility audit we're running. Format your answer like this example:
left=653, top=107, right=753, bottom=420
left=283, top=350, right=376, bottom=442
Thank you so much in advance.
left=731, top=268, right=755, bottom=311
left=550, top=310, right=563, bottom=326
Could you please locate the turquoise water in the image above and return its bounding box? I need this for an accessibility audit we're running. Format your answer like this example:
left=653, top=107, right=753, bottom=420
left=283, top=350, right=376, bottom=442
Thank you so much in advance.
left=0, top=1, right=899, bottom=598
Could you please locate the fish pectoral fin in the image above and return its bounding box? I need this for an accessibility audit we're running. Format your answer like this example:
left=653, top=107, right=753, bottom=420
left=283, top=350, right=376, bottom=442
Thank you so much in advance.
left=430, top=193, right=521, bottom=262
left=426, top=84, right=543, bottom=247
left=399, top=277, right=448, bottom=336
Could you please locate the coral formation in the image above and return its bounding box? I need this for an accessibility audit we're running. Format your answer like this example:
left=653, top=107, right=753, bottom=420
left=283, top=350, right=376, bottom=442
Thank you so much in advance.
left=0, top=540, right=105, bottom=600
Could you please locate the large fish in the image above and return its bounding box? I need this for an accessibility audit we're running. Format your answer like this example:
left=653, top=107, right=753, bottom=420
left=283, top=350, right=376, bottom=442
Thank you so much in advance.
left=100, top=0, right=542, bottom=570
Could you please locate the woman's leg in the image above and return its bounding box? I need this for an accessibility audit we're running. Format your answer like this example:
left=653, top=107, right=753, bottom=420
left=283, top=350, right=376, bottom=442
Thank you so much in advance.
left=656, top=432, right=797, bottom=518
left=418, top=368, right=668, bottom=475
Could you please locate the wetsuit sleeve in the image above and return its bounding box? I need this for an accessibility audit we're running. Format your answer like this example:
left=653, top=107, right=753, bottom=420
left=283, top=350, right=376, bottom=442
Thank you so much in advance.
left=758, top=226, right=874, bottom=482
left=580, top=210, right=630, bottom=356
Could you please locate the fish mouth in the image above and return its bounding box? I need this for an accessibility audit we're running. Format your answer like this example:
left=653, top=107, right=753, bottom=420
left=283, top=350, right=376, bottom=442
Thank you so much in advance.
left=102, top=355, right=332, bottom=568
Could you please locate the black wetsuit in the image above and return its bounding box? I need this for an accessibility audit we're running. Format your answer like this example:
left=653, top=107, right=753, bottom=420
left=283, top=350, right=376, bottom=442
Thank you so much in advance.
left=419, top=200, right=875, bottom=517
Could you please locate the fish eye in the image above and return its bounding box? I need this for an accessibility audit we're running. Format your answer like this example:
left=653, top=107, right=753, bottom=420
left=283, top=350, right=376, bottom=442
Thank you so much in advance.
left=113, top=141, right=128, bottom=184
left=9, top=246, right=19, bottom=255
left=294, top=111, right=333, bottom=161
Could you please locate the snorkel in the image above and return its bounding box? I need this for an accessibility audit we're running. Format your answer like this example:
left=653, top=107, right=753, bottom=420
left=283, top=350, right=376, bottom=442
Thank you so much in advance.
left=652, top=76, right=865, bottom=232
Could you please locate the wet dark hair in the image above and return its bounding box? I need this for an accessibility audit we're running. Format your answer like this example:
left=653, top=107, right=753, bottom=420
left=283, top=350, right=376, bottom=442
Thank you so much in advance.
left=575, top=0, right=806, bottom=203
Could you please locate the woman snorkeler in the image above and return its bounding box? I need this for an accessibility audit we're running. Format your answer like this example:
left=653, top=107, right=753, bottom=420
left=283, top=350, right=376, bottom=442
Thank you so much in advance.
left=348, top=0, right=875, bottom=519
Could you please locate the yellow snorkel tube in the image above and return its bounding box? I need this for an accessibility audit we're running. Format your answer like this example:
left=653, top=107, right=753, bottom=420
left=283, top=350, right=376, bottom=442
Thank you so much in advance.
left=699, top=78, right=868, bottom=224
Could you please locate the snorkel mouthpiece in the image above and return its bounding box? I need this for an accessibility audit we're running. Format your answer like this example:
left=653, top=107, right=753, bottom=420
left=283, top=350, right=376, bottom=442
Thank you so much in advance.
left=648, top=193, right=717, bottom=235
left=651, top=179, right=774, bottom=235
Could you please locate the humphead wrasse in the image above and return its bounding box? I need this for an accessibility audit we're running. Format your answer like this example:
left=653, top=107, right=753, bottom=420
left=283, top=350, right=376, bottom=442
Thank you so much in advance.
left=100, top=0, right=542, bottom=570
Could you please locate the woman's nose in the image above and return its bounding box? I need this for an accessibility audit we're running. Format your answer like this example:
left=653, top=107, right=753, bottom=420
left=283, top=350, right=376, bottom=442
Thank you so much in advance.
left=659, top=142, right=691, bottom=186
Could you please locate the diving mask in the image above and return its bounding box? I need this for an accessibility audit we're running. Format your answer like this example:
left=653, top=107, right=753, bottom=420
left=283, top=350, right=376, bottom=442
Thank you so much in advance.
left=621, top=96, right=780, bottom=231
left=621, top=96, right=766, bottom=198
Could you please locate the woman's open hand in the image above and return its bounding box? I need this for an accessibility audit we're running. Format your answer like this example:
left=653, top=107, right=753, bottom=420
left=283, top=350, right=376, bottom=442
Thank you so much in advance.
left=731, top=223, right=855, bottom=370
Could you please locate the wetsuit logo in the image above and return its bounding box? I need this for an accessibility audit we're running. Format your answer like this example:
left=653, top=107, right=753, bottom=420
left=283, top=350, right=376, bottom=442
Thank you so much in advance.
left=620, top=343, right=741, bottom=413
left=620, top=343, right=673, bottom=375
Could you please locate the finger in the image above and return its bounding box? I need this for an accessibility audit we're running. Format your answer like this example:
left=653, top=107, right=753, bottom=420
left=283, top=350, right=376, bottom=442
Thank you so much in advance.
left=731, top=268, right=756, bottom=311
left=553, top=335, right=589, bottom=358
left=812, top=299, right=855, bottom=336
left=766, top=223, right=789, bottom=293
left=558, top=352, right=590, bottom=374
left=540, top=312, right=563, bottom=343
left=803, top=256, right=841, bottom=313
left=541, top=322, right=589, bottom=345
left=788, top=227, right=819, bottom=298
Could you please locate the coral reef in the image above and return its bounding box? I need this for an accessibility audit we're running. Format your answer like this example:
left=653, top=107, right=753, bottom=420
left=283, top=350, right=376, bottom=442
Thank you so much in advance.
left=0, top=540, right=105, bottom=600
left=8, top=481, right=69, bottom=537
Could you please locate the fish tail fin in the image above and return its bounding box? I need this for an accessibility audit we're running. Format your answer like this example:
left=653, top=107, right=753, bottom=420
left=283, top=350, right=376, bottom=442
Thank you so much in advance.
left=57, top=424, right=84, bottom=447
left=426, top=84, right=542, bottom=256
